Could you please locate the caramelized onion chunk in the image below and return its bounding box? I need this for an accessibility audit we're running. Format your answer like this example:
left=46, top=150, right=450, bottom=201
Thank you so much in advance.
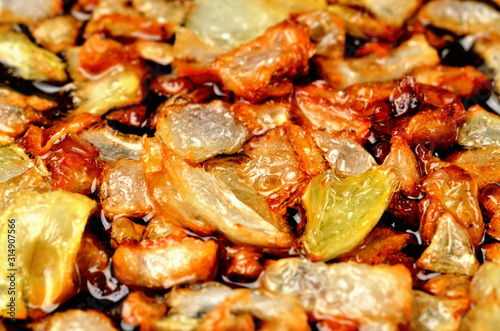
left=212, top=21, right=316, bottom=102
left=112, top=236, right=218, bottom=289
left=315, top=34, right=439, bottom=89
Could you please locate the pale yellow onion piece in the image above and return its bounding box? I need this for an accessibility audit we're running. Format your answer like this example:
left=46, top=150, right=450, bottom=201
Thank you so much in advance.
left=0, top=144, right=31, bottom=183
left=410, top=290, right=468, bottom=331
left=418, top=0, right=500, bottom=36
left=0, top=190, right=96, bottom=319
left=458, top=105, right=500, bottom=148
left=337, top=0, right=421, bottom=27
left=72, top=64, right=143, bottom=116
left=262, top=258, right=412, bottom=327
left=0, top=26, right=67, bottom=82
left=459, top=263, right=500, bottom=330
left=301, top=167, right=397, bottom=261
left=185, top=0, right=288, bottom=49
left=417, top=213, right=479, bottom=276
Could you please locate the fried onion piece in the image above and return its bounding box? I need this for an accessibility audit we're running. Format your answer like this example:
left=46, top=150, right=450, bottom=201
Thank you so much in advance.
left=165, top=282, right=310, bottom=331
left=0, top=0, right=62, bottom=24
left=422, top=274, right=471, bottom=300
left=446, top=147, right=500, bottom=190
left=412, top=65, right=491, bottom=99
left=335, top=0, right=422, bottom=28
left=112, top=236, right=218, bottom=289
left=156, top=101, right=247, bottom=164
left=483, top=243, right=500, bottom=266
left=29, top=309, right=117, bottom=331
left=224, top=246, right=264, bottom=282
left=0, top=26, right=67, bottom=82
left=418, top=0, right=500, bottom=36
left=31, top=15, right=81, bottom=54
left=84, top=0, right=185, bottom=40
left=80, top=123, right=143, bottom=162
left=487, top=212, right=500, bottom=240
left=184, top=0, right=287, bottom=50
left=212, top=21, right=316, bottom=103
left=111, top=217, right=145, bottom=249
left=417, top=212, right=480, bottom=276
left=410, top=290, right=469, bottom=331
left=142, top=138, right=294, bottom=248
left=295, top=10, right=345, bottom=59
left=301, top=167, right=397, bottom=261
left=458, top=105, right=500, bottom=149
left=240, top=125, right=318, bottom=213
left=327, top=5, right=403, bottom=42
left=121, top=291, right=167, bottom=329
left=383, top=136, right=421, bottom=196
left=460, top=262, right=500, bottom=330
left=134, top=40, right=173, bottom=66
left=292, top=81, right=371, bottom=139
left=230, top=100, right=290, bottom=137
left=474, top=36, right=500, bottom=95
left=478, top=183, right=500, bottom=220
left=337, top=227, right=413, bottom=265
left=315, top=34, right=439, bottom=89
left=262, top=258, right=412, bottom=328
left=0, top=87, right=55, bottom=139
left=419, top=166, right=484, bottom=247
left=100, top=159, right=152, bottom=219
left=312, top=131, right=376, bottom=174
left=0, top=190, right=96, bottom=319
left=173, top=27, right=227, bottom=68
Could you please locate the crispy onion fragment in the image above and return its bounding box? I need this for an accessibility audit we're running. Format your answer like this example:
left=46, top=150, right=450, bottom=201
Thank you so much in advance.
left=336, top=0, right=421, bottom=28
left=212, top=21, right=316, bottom=102
left=418, top=0, right=500, bottom=36
left=142, top=138, right=293, bottom=248
left=156, top=101, right=247, bottom=163
left=327, top=5, right=403, bottom=41
left=315, top=34, right=439, bottom=89
left=28, top=309, right=117, bottom=331
left=0, top=26, right=67, bottom=82
left=262, top=258, right=412, bottom=328
left=165, top=282, right=310, bottom=331
left=112, top=236, right=218, bottom=289
left=458, top=105, right=500, bottom=148
left=31, top=15, right=81, bottom=54
left=301, top=167, right=397, bottom=261
left=0, top=190, right=96, bottom=319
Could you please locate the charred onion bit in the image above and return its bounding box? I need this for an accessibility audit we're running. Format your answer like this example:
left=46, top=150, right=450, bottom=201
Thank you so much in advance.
left=212, top=21, right=316, bottom=103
